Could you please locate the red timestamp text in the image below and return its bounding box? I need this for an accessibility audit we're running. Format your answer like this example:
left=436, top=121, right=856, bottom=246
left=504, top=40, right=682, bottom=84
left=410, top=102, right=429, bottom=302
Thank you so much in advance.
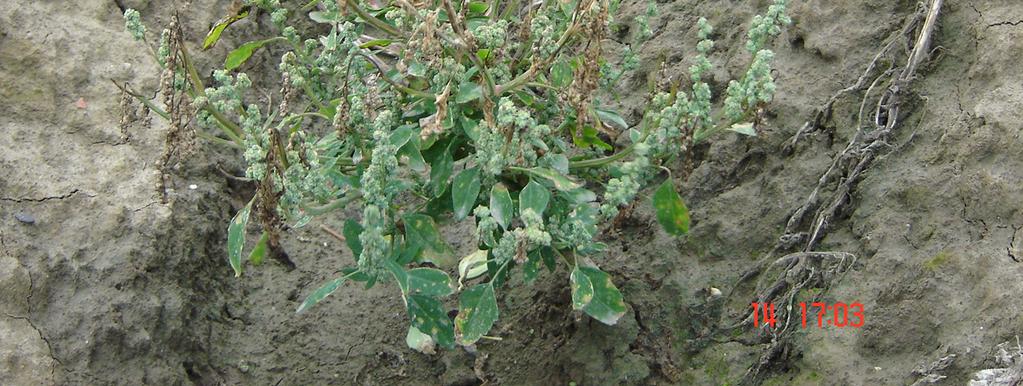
left=751, top=302, right=865, bottom=329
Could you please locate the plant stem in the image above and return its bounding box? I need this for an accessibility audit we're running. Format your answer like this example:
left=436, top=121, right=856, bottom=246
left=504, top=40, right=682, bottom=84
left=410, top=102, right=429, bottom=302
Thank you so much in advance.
left=568, top=145, right=635, bottom=169
left=443, top=0, right=497, bottom=101
left=343, top=0, right=404, bottom=38
left=178, top=41, right=246, bottom=141
left=111, top=80, right=170, bottom=120
left=491, top=257, right=513, bottom=284
left=357, top=52, right=435, bottom=99
left=196, top=131, right=242, bottom=149
left=495, top=20, right=579, bottom=96
left=301, top=191, right=364, bottom=215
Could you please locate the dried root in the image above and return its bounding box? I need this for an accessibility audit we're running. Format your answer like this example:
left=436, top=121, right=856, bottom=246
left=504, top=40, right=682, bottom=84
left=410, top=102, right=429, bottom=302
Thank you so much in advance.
left=724, top=1, right=944, bottom=383
left=969, top=337, right=1023, bottom=386
left=782, top=0, right=941, bottom=253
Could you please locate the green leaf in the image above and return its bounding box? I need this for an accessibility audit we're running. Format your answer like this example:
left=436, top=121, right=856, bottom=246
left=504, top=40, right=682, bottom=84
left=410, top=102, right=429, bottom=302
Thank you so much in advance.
left=358, top=39, right=393, bottom=49
left=467, top=1, right=489, bottom=14
left=407, top=294, right=456, bottom=349
left=389, top=125, right=416, bottom=148
left=403, top=214, right=457, bottom=267
left=429, top=148, right=454, bottom=198
left=486, top=252, right=513, bottom=288
left=546, top=154, right=570, bottom=174
left=343, top=219, right=364, bottom=256
left=727, top=122, right=757, bottom=137
left=318, top=98, right=342, bottom=120
left=574, top=125, right=613, bottom=151
left=460, top=115, right=480, bottom=141
left=425, top=188, right=454, bottom=218
left=514, top=90, right=535, bottom=106
left=628, top=128, right=641, bottom=143
left=296, top=276, right=347, bottom=313
left=540, top=246, right=557, bottom=272
left=203, top=10, right=250, bottom=50
left=523, top=249, right=542, bottom=283
left=570, top=266, right=627, bottom=325
left=489, top=183, right=514, bottom=230
left=341, top=266, right=376, bottom=289
left=550, top=60, right=573, bottom=88
left=385, top=259, right=409, bottom=293
left=225, top=39, right=270, bottom=71
left=248, top=231, right=269, bottom=266
left=563, top=188, right=597, bottom=204
left=520, top=167, right=582, bottom=191
left=406, top=268, right=454, bottom=297
left=455, top=283, right=499, bottom=345
left=406, top=325, right=436, bottom=354
left=408, top=62, right=428, bottom=77
left=308, top=10, right=339, bottom=23
left=227, top=198, right=254, bottom=277
left=452, top=167, right=481, bottom=220
left=456, top=82, right=482, bottom=104
left=399, top=135, right=427, bottom=172
left=476, top=49, right=491, bottom=61
left=652, top=180, right=690, bottom=236
left=519, top=179, right=550, bottom=216
left=595, top=108, right=629, bottom=130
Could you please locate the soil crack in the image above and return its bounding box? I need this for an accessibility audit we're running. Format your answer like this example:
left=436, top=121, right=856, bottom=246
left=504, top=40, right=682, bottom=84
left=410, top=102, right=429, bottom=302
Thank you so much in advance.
left=0, top=189, right=92, bottom=203
left=0, top=234, right=37, bottom=311
left=1008, top=225, right=1021, bottom=262
left=987, top=20, right=1023, bottom=28
left=3, top=312, right=62, bottom=375
left=132, top=201, right=160, bottom=212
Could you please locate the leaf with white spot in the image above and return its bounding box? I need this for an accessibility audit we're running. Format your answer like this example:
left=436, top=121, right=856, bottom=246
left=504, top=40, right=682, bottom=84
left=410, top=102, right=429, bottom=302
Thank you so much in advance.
left=570, top=266, right=626, bottom=325
left=407, top=294, right=455, bottom=349
left=455, top=283, right=498, bottom=345
left=227, top=197, right=254, bottom=277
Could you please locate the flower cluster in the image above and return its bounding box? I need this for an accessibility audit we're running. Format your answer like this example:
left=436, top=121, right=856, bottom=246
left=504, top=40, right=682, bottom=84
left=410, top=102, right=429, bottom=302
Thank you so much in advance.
left=495, top=97, right=551, bottom=166
left=746, top=0, right=792, bottom=53
left=361, top=111, right=400, bottom=208
left=358, top=205, right=389, bottom=279
left=157, top=29, right=171, bottom=67
left=600, top=141, right=650, bottom=219
left=723, top=0, right=789, bottom=121
left=635, top=2, right=657, bottom=41
left=515, top=208, right=552, bottom=248
left=474, top=123, right=507, bottom=178
left=472, top=20, right=509, bottom=49
left=682, top=17, right=715, bottom=132
left=723, top=50, right=776, bottom=121
left=529, top=13, right=561, bottom=58
left=123, top=9, right=146, bottom=41
left=356, top=110, right=401, bottom=278
left=474, top=206, right=500, bottom=247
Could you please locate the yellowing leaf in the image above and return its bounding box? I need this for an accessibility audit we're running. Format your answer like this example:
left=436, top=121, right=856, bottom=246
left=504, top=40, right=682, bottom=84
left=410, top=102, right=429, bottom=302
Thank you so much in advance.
left=652, top=180, right=690, bottom=236
left=455, top=283, right=498, bottom=345
left=570, top=266, right=626, bottom=325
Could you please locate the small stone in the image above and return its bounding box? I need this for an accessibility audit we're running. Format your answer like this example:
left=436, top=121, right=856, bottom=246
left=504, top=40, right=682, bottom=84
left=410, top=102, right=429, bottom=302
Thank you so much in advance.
left=188, top=184, right=198, bottom=190
left=14, top=213, right=35, bottom=224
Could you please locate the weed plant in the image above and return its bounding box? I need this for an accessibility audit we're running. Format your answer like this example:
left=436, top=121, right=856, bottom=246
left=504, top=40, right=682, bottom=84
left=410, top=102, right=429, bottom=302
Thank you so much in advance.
left=123, top=0, right=789, bottom=351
